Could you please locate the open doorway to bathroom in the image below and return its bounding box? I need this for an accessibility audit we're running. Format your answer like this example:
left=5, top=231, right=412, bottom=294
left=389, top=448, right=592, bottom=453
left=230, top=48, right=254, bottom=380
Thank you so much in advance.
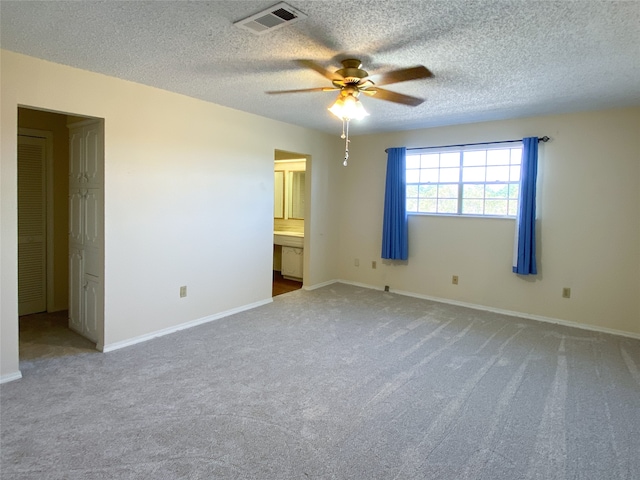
left=273, top=150, right=308, bottom=296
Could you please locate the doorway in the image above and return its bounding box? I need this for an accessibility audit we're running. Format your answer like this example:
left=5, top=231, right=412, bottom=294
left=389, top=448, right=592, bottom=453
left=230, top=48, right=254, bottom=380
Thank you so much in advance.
left=273, top=150, right=309, bottom=296
left=17, top=107, right=105, bottom=360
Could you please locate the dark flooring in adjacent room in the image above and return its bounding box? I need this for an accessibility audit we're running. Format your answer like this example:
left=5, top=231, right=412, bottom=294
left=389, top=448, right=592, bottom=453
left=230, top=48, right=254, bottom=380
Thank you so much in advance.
left=272, top=270, right=302, bottom=296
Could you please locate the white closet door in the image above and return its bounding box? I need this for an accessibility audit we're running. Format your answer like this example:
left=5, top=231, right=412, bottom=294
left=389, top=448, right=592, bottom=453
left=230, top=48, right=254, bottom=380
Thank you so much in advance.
left=83, top=189, right=101, bottom=248
left=17, top=135, right=47, bottom=315
left=83, top=275, right=100, bottom=342
left=68, top=248, right=83, bottom=333
left=83, top=124, right=102, bottom=186
left=69, top=129, right=84, bottom=185
left=68, top=188, right=85, bottom=245
left=68, top=120, right=103, bottom=346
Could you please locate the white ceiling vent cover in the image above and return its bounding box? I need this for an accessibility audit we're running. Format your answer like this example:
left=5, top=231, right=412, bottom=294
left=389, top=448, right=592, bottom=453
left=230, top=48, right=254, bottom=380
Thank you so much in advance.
left=234, top=2, right=306, bottom=35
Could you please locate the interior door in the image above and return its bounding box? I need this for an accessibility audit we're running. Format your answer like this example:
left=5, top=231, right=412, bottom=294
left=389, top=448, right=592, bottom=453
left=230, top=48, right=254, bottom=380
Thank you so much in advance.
left=68, top=120, right=103, bottom=346
left=17, top=135, right=47, bottom=316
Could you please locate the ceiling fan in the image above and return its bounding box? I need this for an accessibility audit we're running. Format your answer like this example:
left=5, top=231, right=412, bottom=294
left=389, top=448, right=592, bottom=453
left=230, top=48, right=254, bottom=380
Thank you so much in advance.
left=266, top=58, right=433, bottom=108
left=267, top=58, right=433, bottom=166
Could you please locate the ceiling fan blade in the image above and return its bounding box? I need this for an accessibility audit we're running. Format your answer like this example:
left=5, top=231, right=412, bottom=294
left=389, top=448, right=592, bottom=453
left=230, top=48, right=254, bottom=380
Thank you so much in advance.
left=366, top=87, right=425, bottom=106
left=266, top=87, right=338, bottom=94
left=357, top=78, right=375, bottom=88
left=369, top=66, right=433, bottom=86
left=296, top=59, right=344, bottom=82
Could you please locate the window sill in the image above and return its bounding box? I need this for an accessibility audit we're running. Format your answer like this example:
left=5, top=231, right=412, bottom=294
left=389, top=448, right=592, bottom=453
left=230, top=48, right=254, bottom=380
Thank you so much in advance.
left=407, top=212, right=516, bottom=220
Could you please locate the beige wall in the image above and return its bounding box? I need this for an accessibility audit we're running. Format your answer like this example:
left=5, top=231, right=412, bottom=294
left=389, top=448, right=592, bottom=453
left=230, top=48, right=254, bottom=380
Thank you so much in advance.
left=339, top=107, right=640, bottom=336
left=17, top=108, right=71, bottom=312
left=1, top=50, right=341, bottom=380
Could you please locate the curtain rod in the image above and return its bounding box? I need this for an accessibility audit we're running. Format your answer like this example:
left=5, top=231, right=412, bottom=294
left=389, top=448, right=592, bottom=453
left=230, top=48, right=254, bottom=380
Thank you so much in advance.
left=385, top=136, right=549, bottom=153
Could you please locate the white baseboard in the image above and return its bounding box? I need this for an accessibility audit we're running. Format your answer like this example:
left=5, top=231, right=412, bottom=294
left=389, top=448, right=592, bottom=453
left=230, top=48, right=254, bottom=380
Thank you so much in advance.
left=337, top=279, right=386, bottom=291
left=338, top=280, right=640, bottom=340
left=102, top=298, right=273, bottom=353
left=303, top=279, right=338, bottom=291
left=0, top=371, right=23, bottom=384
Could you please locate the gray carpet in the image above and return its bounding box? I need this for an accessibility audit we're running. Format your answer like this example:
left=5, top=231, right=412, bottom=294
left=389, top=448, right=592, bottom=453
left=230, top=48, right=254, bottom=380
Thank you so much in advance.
left=1, top=283, right=639, bottom=479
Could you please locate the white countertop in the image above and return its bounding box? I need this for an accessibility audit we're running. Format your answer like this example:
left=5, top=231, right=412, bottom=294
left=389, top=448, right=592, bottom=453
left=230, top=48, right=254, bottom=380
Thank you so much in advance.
left=274, top=231, right=304, bottom=237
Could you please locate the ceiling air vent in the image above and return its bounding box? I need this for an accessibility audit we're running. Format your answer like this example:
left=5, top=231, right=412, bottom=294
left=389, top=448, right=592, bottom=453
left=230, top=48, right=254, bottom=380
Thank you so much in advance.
left=234, top=2, right=306, bottom=35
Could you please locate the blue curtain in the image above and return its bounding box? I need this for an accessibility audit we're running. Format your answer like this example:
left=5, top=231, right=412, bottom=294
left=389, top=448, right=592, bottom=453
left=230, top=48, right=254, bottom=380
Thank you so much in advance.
left=381, top=147, right=408, bottom=260
left=513, top=137, right=539, bottom=275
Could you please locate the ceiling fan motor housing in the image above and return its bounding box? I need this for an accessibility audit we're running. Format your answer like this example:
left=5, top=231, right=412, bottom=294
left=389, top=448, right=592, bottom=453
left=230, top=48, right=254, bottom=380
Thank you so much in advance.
left=334, top=59, right=370, bottom=86
left=337, top=85, right=361, bottom=98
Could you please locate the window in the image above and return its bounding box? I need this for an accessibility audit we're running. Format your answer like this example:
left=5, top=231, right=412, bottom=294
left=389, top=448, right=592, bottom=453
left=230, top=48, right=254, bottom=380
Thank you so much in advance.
left=406, top=144, right=523, bottom=217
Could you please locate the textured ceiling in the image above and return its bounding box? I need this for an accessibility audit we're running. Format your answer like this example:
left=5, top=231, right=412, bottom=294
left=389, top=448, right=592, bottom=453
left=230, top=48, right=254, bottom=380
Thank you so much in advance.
left=1, top=1, right=639, bottom=134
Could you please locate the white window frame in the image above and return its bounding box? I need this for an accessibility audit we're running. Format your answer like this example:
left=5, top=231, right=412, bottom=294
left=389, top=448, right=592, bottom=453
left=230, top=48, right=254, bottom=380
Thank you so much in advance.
left=406, top=142, right=523, bottom=218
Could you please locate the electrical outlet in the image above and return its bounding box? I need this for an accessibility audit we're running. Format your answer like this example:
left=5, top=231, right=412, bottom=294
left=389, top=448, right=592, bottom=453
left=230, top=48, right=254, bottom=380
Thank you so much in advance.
left=354, top=258, right=359, bottom=267
left=372, top=261, right=377, bottom=269
left=384, top=285, right=390, bottom=292
left=562, top=287, right=571, bottom=298
left=180, top=286, right=187, bottom=298
left=452, top=275, right=459, bottom=285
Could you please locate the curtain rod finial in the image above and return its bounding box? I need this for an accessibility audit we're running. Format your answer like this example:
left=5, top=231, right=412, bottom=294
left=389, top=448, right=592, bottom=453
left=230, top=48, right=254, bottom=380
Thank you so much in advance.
left=540, top=136, right=550, bottom=142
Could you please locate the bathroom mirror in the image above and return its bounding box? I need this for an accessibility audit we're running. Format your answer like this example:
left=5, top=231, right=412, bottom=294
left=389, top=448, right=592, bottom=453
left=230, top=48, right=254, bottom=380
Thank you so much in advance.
left=274, top=171, right=284, bottom=218
left=288, top=171, right=305, bottom=219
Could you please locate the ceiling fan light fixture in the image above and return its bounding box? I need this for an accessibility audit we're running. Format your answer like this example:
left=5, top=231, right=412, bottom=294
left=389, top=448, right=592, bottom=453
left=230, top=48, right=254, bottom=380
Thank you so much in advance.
left=328, top=92, right=369, bottom=167
left=328, top=94, right=369, bottom=121
left=328, top=97, right=345, bottom=119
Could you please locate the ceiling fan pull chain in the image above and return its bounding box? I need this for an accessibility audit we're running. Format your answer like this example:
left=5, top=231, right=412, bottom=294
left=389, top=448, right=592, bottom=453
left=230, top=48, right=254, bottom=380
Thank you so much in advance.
left=343, top=120, right=350, bottom=167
